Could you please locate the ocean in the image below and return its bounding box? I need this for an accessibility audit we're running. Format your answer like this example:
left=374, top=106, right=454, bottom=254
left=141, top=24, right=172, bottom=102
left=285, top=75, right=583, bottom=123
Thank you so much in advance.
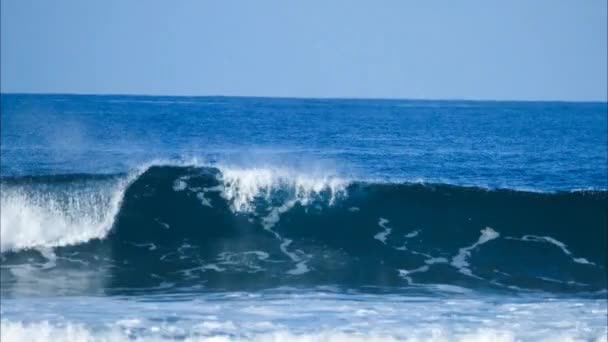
left=1, top=94, right=606, bottom=341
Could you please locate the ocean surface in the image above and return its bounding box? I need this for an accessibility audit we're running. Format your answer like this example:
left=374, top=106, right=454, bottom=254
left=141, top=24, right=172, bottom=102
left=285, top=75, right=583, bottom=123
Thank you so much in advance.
left=1, top=94, right=607, bottom=341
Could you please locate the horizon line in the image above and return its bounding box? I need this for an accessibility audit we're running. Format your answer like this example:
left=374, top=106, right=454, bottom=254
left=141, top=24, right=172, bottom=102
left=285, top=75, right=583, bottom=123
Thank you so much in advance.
left=1, top=91, right=607, bottom=104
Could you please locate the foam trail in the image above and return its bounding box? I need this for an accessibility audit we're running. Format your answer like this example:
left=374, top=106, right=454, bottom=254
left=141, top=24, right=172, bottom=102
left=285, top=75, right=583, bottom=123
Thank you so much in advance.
left=400, top=228, right=499, bottom=282
left=508, top=235, right=595, bottom=265
left=451, top=227, right=500, bottom=277
left=374, top=218, right=392, bottom=244
left=262, top=200, right=311, bottom=275
left=405, top=230, right=419, bottom=238
left=398, top=256, right=448, bottom=283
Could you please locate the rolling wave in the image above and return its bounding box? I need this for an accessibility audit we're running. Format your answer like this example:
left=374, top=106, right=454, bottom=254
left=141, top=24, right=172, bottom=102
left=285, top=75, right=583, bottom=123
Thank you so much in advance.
left=1, top=164, right=606, bottom=294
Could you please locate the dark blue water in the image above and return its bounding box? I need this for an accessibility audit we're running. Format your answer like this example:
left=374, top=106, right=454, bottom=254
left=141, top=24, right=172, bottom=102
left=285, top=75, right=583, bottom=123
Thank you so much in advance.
left=2, top=94, right=606, bottom=190
left=1, top=94, right=606, bottom=341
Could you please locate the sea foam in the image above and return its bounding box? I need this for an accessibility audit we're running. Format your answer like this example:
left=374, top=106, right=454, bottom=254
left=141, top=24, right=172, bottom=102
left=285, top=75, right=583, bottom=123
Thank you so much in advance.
left=0, top=179, right=128, bottom=253
left=218, top=166, right=348, bottom=213
left=2, top=320, right=606, bottom=342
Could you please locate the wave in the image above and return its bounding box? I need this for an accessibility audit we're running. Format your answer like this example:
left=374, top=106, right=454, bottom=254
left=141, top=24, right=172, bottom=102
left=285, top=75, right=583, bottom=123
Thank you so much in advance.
left=1, top=164, right=606, bottom=294
left=0, top=172, right=140, bottom=252
left=0, top=163, right=349, bottom=252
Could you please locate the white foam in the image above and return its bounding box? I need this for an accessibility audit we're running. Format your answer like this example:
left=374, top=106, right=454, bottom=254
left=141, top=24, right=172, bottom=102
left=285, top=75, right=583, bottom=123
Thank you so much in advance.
left=1, top=180, right=127, bottom=253
left=279, top=239, right=311, bottom=275
left=2, top=291, right=607, bottom=342
left=398, top=258, right=449, bottom=284
left=0, top=163, right=162, bottom=253
left=155, top=219, right=171, bottom=229
left=2, top=320, right=606, bottom=342
left=130, top=242, right=157, bottom=251
left=172, top=178, right=188, bottom=191
left=451, top=227, right=500, bottom=277
left=374, top=218, right=392, bottom=244
left=398, top=265, right=430, bottom=277
left=0, top=321, right=407, bottom=342
left=196, top=192, right=213, bottom=207
left=508, top=235, right=595, bottom=265
left=405, top=230, right=419, bottom=238
left=425, top=257, right=448, bottom=265
left=217, top=166, right=348, bottom=213
left=398, top=228, right=500, bottom=283
left=394, top=230, right=421, bottom=251
left=202, top=264, right=225, bottom=272
left=255, top=199, right=312, bottom=275
left=1, top=321, right=125, bottom=342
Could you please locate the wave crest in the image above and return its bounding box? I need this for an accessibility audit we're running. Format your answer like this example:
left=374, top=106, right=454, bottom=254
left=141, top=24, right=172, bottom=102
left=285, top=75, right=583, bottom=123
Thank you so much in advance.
left=0, top=177, right=129, bottom=252
left=206, top=166, right=347, bottom=212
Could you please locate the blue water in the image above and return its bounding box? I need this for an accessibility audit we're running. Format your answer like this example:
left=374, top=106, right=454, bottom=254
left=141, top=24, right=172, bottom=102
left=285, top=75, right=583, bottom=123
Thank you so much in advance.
left=2, top=94, right=606, bottom=190
left=1, top=94, right=607, bottom=341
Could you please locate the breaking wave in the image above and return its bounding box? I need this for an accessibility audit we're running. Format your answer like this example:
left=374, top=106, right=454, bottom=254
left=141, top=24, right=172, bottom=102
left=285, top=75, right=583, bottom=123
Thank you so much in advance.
left=1, top=164, right=606, bottom=294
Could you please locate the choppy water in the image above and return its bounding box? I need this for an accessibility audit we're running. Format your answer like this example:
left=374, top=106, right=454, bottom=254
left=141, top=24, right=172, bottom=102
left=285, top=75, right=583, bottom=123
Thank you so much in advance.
left=1, top=94, right=606, bottom=341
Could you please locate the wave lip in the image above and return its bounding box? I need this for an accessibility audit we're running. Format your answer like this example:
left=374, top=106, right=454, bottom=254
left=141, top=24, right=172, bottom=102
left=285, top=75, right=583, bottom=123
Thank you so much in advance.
left=0, top=180, right=124, bottom=252
left=204, top=165, right=348, bottom=212
left=0, top=167, right=149, bottom=252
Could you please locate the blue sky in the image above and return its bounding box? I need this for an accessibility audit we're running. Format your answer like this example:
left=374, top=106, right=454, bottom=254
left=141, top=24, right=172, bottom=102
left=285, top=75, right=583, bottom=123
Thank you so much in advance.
left=1, top=1, right=606, bottom=101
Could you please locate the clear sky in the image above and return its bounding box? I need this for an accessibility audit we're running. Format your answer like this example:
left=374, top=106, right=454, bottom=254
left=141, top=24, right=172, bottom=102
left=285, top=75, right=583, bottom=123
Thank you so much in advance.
left=1, top=0, right=606, bottom=101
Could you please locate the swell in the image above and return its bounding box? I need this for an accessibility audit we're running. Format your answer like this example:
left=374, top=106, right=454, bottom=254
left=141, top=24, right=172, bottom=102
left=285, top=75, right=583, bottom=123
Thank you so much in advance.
left=1, top=165, right=606, bottom=295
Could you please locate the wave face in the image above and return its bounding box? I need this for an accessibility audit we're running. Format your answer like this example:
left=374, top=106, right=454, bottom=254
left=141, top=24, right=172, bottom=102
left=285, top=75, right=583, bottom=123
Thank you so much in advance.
left=1, top=165, right=606, bottom=295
